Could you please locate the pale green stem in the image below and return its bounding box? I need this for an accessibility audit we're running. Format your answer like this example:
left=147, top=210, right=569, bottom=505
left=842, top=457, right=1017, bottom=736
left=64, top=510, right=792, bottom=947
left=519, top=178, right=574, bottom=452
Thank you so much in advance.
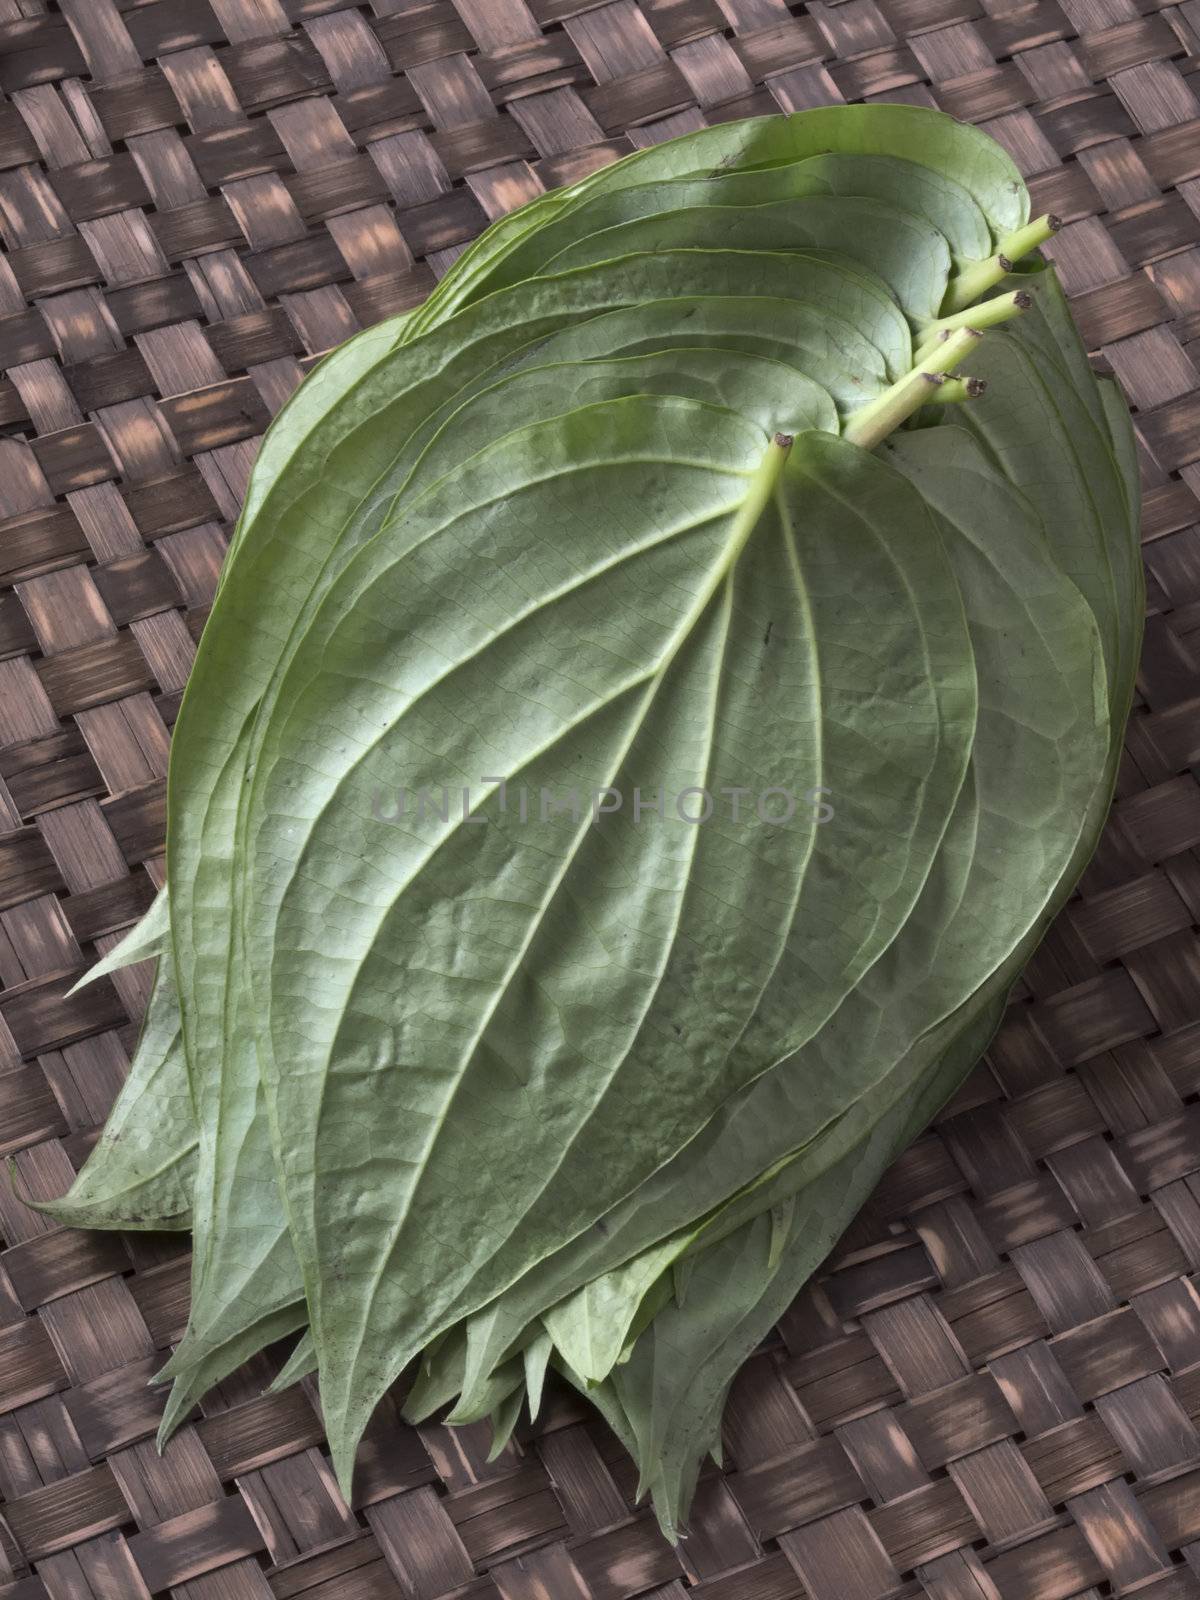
left=742, top=431, right=794, bottom=524
left=998, top=214, right=1063, bottom=264
left=914, top=289, right=1031, bottom=361
left=924, top=375, right=986, bottom=406
left=940, top=214, right=1061, bottom=315
left=843, top=328, right=982, bottom=452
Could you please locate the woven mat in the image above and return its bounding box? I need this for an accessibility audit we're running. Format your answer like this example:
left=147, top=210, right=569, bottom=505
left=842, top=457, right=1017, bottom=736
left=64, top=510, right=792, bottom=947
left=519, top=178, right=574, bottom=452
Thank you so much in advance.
left=0, top=3, right=1198, bottom=1598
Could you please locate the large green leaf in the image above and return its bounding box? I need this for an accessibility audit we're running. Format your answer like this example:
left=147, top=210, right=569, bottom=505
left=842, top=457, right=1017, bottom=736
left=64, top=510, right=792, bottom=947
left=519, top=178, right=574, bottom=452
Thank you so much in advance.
left=36, top=108, right=1136, bottom=1547
left=421, top=284, right=1139, bottom=1435
left=160, top=231, right=916, bottom=1400
left=538, top=201, right=952, bottom=325
left=483, top=169, right=975, bottom=326
left=160, top=250, right=910, bottom=1404
left=495, top=300, right=1140, bottom=1416
left=246, top=417, right=978, bottom=1480
left=602, top=419, right=1141, bottom=1522
left=478, top=424, right=1108, bottom=1392
left=96, top=245, right=908, bottom=1421
left=963, top=294, right=1137, bottom=706
left=75, top=291, right=1126, bottom=1472
left=410, top=105, right=1027, bottom=334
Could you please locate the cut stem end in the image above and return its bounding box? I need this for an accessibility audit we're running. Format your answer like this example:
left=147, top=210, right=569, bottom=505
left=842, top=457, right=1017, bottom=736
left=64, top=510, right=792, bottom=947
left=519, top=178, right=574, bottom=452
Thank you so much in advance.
left=844, top=327, right=982, bottom=452
left=916, top=288, right=1031, bottom=359
left=941, top=214, right=1058, bottom=316
left=933, top=375, right=987, bottom=404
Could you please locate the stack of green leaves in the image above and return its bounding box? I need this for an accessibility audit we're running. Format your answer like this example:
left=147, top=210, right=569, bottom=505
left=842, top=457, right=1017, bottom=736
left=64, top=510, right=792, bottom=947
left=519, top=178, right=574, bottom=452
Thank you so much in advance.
left=31, top=105, right=1141, bottom=1540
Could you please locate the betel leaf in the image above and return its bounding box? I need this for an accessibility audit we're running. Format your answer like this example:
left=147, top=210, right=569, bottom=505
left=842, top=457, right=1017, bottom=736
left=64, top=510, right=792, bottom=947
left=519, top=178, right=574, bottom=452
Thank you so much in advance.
left=67, top=886, right=170, bottom=995
left=607, top=428, right=1141, bottom=1507
left=159, top=244, right=916, bottom=1408
left=481, top=156, right=990, bottom=298
left=542, top=1232, right=683, bottom=1387
left=483, top=421, right=1110, bottom=1395
left=604, top=986, right=1010, bottom=1541
left=523, top=1328, right=553, bottom=1422
left=58, top=315, right=427, bottom=1243
left=965, top=274, right=1140, bottom=708
left=246, top=415, right=979, bottom=1481
left=35, top=107, right=1138, bottom=1543
left=485, top=1380, right=526, bottom=1461
left=34, top=958, right=192, bottom=1232
left=536, top=200, right=954, bottom=325
left=65, top=248, right=910, bottom=1423
left=409, top=103, right=1027, bottom=334
left=171, top=225, right=921, bottom=1401
left=84, top=280, right=894, bottom=1423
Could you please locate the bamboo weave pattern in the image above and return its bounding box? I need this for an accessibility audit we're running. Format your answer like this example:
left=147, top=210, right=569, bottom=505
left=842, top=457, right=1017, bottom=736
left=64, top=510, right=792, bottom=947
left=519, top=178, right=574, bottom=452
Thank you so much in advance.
left=1, top=2, right=1200, bottom=1596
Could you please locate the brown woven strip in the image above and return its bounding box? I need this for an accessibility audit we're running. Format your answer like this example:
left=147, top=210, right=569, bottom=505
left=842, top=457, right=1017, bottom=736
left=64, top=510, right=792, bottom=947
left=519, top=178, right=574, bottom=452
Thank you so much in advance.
left=0, top=1, right=1199, bottom=1597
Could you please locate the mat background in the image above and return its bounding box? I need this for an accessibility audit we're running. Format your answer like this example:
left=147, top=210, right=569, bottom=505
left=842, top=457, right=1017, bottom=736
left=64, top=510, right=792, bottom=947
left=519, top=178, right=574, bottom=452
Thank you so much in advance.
left=1, top=2, right=1199, bottom=1596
